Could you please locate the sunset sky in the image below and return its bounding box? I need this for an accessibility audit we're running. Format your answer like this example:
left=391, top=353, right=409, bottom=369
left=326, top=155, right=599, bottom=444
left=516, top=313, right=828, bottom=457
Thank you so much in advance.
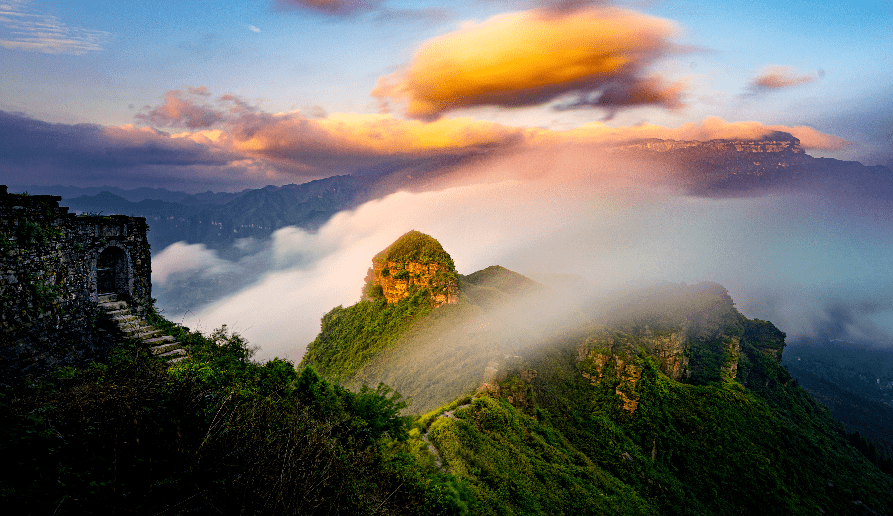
left=1, top=0, right=890, bottom=192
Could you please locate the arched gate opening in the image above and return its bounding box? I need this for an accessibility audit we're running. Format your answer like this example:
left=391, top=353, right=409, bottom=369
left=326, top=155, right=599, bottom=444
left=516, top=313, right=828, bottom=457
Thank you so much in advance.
left=96, top=247, right=129, bottom=296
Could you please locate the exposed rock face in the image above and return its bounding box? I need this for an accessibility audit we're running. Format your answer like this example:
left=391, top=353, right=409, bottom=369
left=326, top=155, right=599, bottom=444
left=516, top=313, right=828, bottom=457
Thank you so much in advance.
left=362, top=230, right=458, bottom=307
left=577, top=343, right=644, bottom=414
left=563, top=282, right=790, bottom=414
left=609, top=132, right=805, bottom=155
left=642, top=331, right=690, bottom=381
left=606, top=131, right=818, bottom=197
left=721, top=336, right=741, bottom=381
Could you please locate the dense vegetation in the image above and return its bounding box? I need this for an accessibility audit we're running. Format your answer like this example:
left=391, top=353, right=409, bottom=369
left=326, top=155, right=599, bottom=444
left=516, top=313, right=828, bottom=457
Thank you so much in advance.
left=5, top=245, right=893, bottom=515
left=411, top=289, right=893, bottom=515
left=0, top=316, right=471, bottom=515
left=302, top=288, right=435, bottom=383
left=306, top=265, right=556, bottom=414
left=379, top=230, right=456, bottom=272
left=306, top=263, right=893, bottom=515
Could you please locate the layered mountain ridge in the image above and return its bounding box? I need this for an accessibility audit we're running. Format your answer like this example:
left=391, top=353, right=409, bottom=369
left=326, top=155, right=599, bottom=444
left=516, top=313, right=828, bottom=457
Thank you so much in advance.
left=14, top=132, right=891, bottom=251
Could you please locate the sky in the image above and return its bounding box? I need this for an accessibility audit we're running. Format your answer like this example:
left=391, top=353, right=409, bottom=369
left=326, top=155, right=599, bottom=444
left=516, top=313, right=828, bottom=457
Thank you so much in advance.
left=2, top=0, right=893, bottom=361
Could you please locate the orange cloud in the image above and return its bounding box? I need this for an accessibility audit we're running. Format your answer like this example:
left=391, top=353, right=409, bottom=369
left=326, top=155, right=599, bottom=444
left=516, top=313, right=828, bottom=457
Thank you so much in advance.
left=137, top=89, right=257, bottom=129
left=136, top=89, right=225, bottom=129
left=168, top=111, right=846, bottom=176
left=226, top=112, right=525, bottom=169
left=749, top=66, right=815, bottom=91
left=373, top=7, right=684, bottom=119
left=134, top=87, right=847, bottom=178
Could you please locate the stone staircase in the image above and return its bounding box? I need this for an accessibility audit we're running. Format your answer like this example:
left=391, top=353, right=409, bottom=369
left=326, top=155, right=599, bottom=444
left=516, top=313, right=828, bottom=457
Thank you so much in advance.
left=97, top=294, right=187, bottom=363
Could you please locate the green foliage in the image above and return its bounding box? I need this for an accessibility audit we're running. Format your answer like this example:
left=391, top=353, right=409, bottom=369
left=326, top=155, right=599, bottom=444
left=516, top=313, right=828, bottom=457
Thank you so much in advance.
left=402, top=278, right=893, bottom=515
left=368, top=283, right=385, bottom=300
left=522, top=332, right=893, bottom=515
left=0, top=231, right=12, bottom=252
left=15, top=220, right=50, bottom=247
left=302, top=288, right=434, bottom=383
left=424, top=395, right=656, bottom=515
left=382, top=230, right=456, bottom=272
left=0, top=314, right=468, bottom=515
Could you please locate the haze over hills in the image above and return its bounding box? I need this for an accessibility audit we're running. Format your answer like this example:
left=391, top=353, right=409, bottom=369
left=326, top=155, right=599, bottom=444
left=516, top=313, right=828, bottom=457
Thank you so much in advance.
left=297, top=230, right=893, bottom=514
left=6, top=228, right=891, bottom=514
left=13, top=132, right=892, bottom=252
left=14, top=133, right=891, bottom=325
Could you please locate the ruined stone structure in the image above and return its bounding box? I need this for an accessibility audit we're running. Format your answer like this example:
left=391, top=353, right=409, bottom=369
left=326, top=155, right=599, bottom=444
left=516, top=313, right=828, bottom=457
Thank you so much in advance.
left=0, top=185, right=153, bottom=385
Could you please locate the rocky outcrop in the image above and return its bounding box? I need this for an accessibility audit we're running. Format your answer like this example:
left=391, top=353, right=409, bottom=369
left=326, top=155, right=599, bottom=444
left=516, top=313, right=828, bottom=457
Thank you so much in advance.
left=605, top=132, right=816, bottom=197
left=362, top=230, right=458, bottom=307
left=641, top=331, right=690, bottom=381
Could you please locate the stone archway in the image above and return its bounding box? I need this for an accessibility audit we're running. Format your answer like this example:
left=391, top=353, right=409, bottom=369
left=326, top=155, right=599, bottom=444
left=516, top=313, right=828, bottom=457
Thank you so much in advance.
left=96, top=246, right=130, bottom=296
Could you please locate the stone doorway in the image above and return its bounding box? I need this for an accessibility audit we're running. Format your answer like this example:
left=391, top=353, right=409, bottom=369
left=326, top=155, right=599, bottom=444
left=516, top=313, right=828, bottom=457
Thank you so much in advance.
left=97, top=246, right=129, bottom=296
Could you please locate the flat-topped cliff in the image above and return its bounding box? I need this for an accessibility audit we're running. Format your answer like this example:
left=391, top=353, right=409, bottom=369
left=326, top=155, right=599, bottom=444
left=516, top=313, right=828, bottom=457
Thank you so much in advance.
left=609, top=131, right=804, bottom=155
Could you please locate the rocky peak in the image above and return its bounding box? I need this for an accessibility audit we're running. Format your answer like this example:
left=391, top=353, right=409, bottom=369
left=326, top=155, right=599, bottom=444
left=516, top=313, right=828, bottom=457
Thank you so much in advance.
left=362, top=230, right=459, bottom=307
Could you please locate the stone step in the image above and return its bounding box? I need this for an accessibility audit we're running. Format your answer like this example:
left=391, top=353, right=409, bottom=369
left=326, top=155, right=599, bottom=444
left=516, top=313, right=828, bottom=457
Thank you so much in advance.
left=158, top=348, right=186, bottom=359
left=151, top=342, right=183, bottom=355
left=144, top=335, right=176, bottom=345
left=120, top=323, right=153, bottom=332
left=127, top=329, right=162, bottom=339
left=99, top=301, right=128, bottom=310
left=95, top=296, right=187, bottom=366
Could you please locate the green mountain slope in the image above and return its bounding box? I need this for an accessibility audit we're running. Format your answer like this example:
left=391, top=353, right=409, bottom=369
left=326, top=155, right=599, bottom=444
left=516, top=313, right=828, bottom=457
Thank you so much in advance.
left=301, top=234, right=893, bottom=515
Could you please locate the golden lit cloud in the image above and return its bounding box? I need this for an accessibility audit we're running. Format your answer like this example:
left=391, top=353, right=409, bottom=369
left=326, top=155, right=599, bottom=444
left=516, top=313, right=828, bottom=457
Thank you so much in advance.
left=133, top=87, right=848, bottom=178
left=227, top=112, right=525, bottom=165
left=373, top=7, right=684, bottom=119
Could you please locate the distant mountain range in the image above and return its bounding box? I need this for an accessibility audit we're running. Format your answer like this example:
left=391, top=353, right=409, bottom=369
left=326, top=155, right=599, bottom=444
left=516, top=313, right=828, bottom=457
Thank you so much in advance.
left=12, top=132, right=892, bottom=251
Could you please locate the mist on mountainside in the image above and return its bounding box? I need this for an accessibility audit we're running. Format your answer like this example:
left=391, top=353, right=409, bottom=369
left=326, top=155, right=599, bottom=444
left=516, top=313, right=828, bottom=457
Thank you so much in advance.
left=149, top=141, right=893, bottom=363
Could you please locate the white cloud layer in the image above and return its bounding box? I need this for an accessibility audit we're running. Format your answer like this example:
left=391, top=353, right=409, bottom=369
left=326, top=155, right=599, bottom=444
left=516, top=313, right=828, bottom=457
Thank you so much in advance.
left=0, top=0, right=110, bottom=54
left=153, top=145, right=893, bottom=362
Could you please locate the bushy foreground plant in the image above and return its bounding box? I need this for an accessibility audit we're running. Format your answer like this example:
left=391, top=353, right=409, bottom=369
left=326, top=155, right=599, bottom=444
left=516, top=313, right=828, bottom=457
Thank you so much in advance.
left=0, top=322, right=472, bottom=515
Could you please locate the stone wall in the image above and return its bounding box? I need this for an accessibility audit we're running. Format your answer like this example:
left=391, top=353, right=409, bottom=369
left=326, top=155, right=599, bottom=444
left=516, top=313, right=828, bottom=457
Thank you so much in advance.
left=0, top=186, right=152, bottom=386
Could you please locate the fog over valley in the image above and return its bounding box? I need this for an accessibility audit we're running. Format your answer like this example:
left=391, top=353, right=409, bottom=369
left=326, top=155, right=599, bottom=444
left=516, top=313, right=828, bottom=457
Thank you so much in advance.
left=149, top=147, right=893, bottom=362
